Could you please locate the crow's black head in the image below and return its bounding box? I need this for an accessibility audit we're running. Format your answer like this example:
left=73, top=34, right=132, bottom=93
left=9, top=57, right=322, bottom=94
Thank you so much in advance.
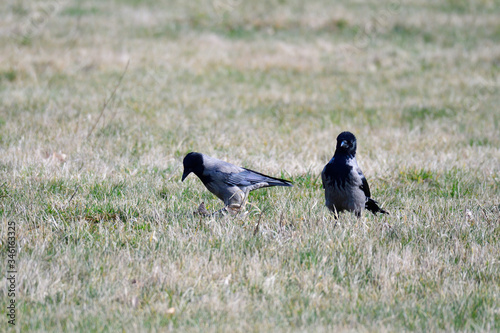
left=182, top=152, right=204, bottom=181
left=335, top=131, right=357, bottom=156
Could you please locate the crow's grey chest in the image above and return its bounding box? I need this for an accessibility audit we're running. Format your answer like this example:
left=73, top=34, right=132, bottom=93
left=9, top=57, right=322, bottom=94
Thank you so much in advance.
left=322, top=156, right=365, bottom=213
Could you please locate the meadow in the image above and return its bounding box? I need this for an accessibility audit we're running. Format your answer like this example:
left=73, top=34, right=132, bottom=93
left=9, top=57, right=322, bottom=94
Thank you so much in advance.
left=0, top=0, right=499, bottom=331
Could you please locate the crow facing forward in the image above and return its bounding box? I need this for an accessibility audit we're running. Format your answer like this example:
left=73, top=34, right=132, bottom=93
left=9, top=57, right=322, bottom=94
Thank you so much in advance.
left=321, top=131, right=388, bottom=217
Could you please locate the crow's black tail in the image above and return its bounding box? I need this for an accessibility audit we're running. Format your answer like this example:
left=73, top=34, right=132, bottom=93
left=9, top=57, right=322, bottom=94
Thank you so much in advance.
left=266, top=179, right=293, bottom=187
left=243, top=168, right=293, bottom=187
left=365, top=198, right=388, bottom=215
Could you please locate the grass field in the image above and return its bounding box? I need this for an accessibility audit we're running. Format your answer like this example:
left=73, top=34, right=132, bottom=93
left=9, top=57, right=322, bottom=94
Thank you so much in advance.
left=1, top=0, right=499, bottom=331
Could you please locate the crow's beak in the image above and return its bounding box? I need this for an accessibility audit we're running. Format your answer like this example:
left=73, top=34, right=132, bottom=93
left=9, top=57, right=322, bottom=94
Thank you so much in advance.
left=340, top=140, right=349, bottom=149
left=181, top=170, right=190, bottom=182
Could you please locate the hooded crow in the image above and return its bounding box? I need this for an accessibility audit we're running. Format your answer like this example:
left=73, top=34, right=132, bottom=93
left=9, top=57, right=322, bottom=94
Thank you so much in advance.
left=182, top=152, right=293, bottom=211
left=321, top=131, right=388, bottom=217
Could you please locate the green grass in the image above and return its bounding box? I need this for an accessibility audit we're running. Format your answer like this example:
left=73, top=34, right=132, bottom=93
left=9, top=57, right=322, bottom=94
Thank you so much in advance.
left=1, top=0, right=499, bottom=331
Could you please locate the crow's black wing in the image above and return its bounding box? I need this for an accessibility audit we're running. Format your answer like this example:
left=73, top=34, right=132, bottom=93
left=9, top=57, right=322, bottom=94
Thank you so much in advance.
left=321, top=157, right=334, bottom=189
left=358, top=169, right=371, bottom=198
left=358, top=169, right=389, bottom=215
left=224, top=169, right=292, bottom=187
